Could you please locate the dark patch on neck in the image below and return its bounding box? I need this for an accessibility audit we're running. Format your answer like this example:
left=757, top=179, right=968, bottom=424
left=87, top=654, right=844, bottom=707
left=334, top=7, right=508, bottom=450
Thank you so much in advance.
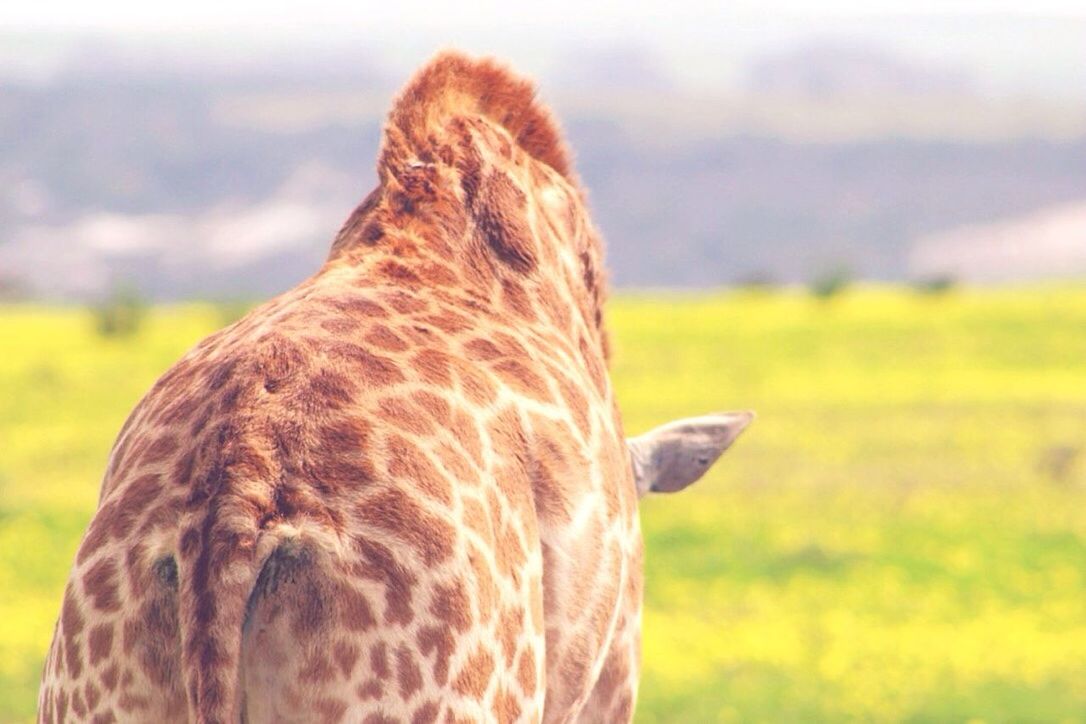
left=472, top=171, right=537, bottom=274
left=477, top=211, right=536, bottom=274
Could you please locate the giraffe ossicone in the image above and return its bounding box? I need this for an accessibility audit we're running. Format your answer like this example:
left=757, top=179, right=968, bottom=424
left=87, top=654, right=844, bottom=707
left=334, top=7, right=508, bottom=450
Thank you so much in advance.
left=39, top=50, right=752, bottom=724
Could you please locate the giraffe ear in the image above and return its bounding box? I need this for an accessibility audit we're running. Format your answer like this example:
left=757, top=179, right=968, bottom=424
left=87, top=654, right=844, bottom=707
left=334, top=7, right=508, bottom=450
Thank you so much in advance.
left=627, top=411, right=754, bottom=498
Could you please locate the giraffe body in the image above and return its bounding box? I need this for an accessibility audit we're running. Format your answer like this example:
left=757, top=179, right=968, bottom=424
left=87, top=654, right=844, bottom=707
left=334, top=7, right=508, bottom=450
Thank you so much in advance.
left=39, top=51, right=753, bottom=724
left=40, top=52, right=639, bottom=724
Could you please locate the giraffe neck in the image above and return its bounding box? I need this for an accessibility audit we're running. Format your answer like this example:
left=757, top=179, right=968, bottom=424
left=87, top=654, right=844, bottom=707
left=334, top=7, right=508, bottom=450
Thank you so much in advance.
left=323, top=114, right=610, bottom=364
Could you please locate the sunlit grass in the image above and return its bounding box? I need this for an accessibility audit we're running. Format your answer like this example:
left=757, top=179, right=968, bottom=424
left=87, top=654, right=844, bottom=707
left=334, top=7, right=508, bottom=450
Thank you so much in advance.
left=2, top=286, right=1085, bottom=721
left=614, top=286, right=1086, bottom=722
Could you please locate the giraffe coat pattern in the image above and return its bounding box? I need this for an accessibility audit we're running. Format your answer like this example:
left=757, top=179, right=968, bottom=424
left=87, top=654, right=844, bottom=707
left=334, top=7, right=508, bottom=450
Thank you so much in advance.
left=39, top=52, right=644, bottom=723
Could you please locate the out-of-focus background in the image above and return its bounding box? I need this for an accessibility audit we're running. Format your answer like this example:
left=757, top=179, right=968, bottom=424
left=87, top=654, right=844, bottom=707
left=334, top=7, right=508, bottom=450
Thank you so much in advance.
left=2, top=2, right=1085, bottom=721
left=2, top=4, right=1086, bottom=297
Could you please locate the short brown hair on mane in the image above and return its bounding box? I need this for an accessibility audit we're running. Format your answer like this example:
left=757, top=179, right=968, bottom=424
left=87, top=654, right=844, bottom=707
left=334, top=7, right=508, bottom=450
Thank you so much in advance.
left=382, top=50, right=574, bottom=181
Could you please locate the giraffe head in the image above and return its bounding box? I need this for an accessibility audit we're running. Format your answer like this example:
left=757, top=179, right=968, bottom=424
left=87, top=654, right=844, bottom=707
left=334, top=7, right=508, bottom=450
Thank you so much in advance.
left=627, top=411, right=755, bottom=497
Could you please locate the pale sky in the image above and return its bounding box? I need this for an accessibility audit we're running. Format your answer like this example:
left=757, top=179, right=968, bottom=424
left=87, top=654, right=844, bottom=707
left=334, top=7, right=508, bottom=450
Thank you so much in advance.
left=2, top=1, right=1084, bottom=98
left=3, top=0, right=1086, bottom=32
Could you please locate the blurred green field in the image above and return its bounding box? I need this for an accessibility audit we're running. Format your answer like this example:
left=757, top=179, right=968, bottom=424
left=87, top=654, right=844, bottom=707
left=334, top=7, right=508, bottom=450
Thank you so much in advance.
left=2, top=287, right=1086, bottom=722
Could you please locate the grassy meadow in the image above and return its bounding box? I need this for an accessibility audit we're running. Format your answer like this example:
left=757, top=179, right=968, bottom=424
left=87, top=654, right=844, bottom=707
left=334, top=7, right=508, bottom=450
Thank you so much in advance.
left=2, top=286, right=1086, bottom=721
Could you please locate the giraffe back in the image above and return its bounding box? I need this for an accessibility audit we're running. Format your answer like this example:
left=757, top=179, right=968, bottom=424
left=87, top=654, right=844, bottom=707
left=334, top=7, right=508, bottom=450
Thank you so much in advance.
left=39, top=51, right=641, bottom=724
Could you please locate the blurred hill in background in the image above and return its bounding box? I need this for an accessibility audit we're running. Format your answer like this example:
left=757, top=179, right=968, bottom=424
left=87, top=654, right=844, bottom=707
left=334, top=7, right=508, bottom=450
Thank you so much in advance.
left=1, top=24, right=1084, bottom=300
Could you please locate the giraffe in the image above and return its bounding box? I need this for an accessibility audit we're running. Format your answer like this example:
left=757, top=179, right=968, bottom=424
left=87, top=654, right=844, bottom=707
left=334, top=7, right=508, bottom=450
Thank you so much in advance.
left=38, top=51, right=753, bottom=723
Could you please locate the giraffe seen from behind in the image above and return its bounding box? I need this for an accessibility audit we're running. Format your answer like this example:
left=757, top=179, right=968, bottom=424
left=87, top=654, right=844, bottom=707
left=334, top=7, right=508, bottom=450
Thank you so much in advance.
left=38, top=51, right=753, bottom=723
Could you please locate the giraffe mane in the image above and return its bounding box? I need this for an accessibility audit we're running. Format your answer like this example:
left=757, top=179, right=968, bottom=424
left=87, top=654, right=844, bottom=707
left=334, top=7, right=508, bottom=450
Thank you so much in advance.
left=380, top=49, right=574, bottom=181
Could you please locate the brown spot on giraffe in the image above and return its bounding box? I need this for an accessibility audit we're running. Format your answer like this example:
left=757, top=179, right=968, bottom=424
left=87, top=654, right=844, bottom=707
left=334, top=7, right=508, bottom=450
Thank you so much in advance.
left=369, top=641, right=390, bottom=680
left=452, top=646, right=495, bottom=699
left=82, top=558, right=122, bottom=614
left=396, top=645, right=424, bottom=698
left=40, top=50, right=754, bottom=724
left=333, top=640, right=361, bottom=678
left=86, top=624, right=114, bottom=666
left=411, top=701, right=441, bottom=724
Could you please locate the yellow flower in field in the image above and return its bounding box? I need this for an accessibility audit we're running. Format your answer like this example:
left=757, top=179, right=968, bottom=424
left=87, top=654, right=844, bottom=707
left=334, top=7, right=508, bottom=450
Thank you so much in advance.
left=6, top=288, right=1086, bottom=721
